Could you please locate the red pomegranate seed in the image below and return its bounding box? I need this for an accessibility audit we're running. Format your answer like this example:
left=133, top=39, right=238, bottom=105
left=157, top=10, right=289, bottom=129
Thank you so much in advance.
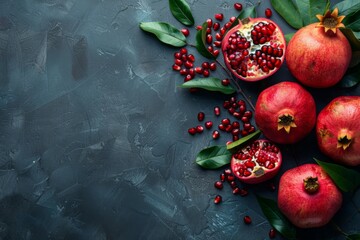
left=184, top=61, right=194, bottom=69
left=232, top=128, right=240, bottom=136
left=209, top=62, right=217, bottom=71
left=269, top=228, right=276, bottom=239
left=206, top=34, right=213, bottom=44
left=239, top=188, right=248, bottom=196
left=179, top=68, right=188, bottom=75
left=265, top=8, right=272, bottom=18
left=232, top=121, right=240, bottom=128
left=230, top=181, right=237, bottom=189
left=215, top=32, right=222, bottom=41
left=243, top=123, right=251, bottom=131
left=234, top=3, right=242, bottom=11
left=214, top=13, right=224, bottom=21
left=220, top=173, right=226, bottom=181
left=232, top=187, right=240, bottom=195
left=174, top=52, right=182, bottom=59
left=243, top=110, right=252, bottom=118
left=227, top=174, right=235, bottom=182
left=196, top=125, right=204, bottom=133
left=194, top=67, right=203, bottom=74
left=214, top=106, right=221, bottom=116
left=229, top=16, right=236, bottom=23
left=221, top=79, right=230, bottom=86
left=243, top=216, right=252, bottom=224
left=188, top=68, right=195, bottom=77
left=203, top=69, right=210, bottom=77
left=224, top=169, right=232, bottom=175
left=184, top=74, right=193, bottom=82
left=188, top=127, right=196, bottom=135
left=233, top=112, right=241, bottom=119
left=218, top=124, right=225, bottom=131
left=181, top=28, right=190, bottom=37
left=240, top=130, right=248, bottom=137
left=214, top=181, right=223, bottom=189
left=214, top=195, right=222, bottom=204
left=206, top=18, right=213, bottom=28
left=197, top=112, right=205, bottom=121
left=212, top=130, right=220, bottom=139
left=172, top=64, right=181, bottom=71
left=206, top=27, right=211, bottom=34
left=233, top=135, right=239, bottom=141
left=196, top=25, right=202, bottom=30
left=241, top=116, right=249, bottom=123
left=174, top=59, right=183, bottom=66
left=221, top=118, right=230, bottom=125
left=180, top=48, right=187, bottom=55
left=187, top=54, right=195, bottom=62
left=213, top=49, right=220, bottom=57
left=202, top=62, right=209, bottom=69
left=213, top=22, right=220, bottom=31
left=205, top=121, right=213, bottom=129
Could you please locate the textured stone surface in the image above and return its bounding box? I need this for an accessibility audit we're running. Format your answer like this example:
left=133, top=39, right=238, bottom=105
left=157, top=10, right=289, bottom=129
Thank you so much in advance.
left=0, top=0, right=358, bottom=239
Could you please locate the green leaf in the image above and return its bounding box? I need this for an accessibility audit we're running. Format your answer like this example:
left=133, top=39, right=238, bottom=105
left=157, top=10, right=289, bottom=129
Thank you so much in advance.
left=285, top=32, right=295, bottom=44
left=335, top=0, right=360, bottom=19
left=169, top=0, right=194, bottom=26
left=340, top=28, right=360, bottom=51
left=294, top=0, right=330, bottom=26
left=179, top=78, right=236, bottom=94
left=270, top=0, right=303, bottom=29
left=256, top=195, right=297, bottom=240
left=226, top=130, right=261, bottom=151
left=229, top=5, right=257, bottom=30
left=349, top=51, right=360, bottom=68
left=139, top=22, right=187, bottom=47
left=347, top=234, right=360, bottom=240
left=340, top=64, right=360, bottom=88
left=195, top=22, right=216, bottom=59
left=195, top=145, right=232, bottom=169
left=314, top=158, right=360, bottom=192
left=345, top=12, right=360, bottom=32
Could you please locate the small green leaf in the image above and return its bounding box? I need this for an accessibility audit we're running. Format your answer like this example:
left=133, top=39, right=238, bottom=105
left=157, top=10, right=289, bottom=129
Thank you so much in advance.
left=179, top=78, right=236, bottom=94
left=270, top=0, right=303, bottom=29
left=169, top=0, right=194, bottom=26
left=229, top=6, right=257, bottom=30
left=345, top=12, right=360, bottom=32
left=195, top=145, right=232, bottom=169
left=285, top=32, right=295, bottom=44
left=294, top=0, right=330, bottom=26
left=226, top=130, right=261, bottom=151
left=139, top=22, right=187, bottom=47
left=340, top=65, right=360, bottom=88
left=256, top=195, right=297, bottom=240
left=314, top=158, right=360, bottom=192
left=196, top=22, right=216, bottom=59
left=335, top=0, right=360, bottom=19
left=340, top=28, right=360, bottom=51
left=347, top=234, right=360, bottom=240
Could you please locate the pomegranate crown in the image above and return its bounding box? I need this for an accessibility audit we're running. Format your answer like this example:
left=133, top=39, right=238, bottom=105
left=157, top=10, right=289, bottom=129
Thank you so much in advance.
left=316, top=8, right=345, bottom=34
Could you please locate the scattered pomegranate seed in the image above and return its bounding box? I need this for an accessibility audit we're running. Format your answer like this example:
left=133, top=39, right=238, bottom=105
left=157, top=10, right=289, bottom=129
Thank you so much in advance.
left=213, top=49, right=220, bottom=57
left=269, top=228, right=276, bottom=239
left=229, top=16, right=236, bottom=23
left=206, top=34, right=213, bottom=44
left=213, top=22, right=220, bottom=31
left=174, top=52, right=182, bottom=59
left=212, top=130, right=220, bottom=139
left=180, top=48, right=187, bottom=55
left=239, top=188, right=248, bottom=196
left=179, top=69, right=188, bottom=75
left=196, top=25, right=202, bottom=30
left=214, top=195, right=222, bottom=204
left=194, top=67, right=203, bottom=74
left=202, top=62, right=209, bottom=69
left=214, top=181, right=223, bottom=189
left=214, top=13, right=224, bottom=21
left=265, top=8, right=272, bottom=18
left=184, top=74, right=193, bottom=82
left=234, top=3, right=242, bottom=11
left=197, top=112, right=205, bottom=121
left=196, top=125, right=204, bottom=133
left=224, top=169, right=232, bottom=175
left=220, top=173, right=226, bottom=181
left=214, top=106, right=221, bottom=116
left=221, top=79, right=230, bottom=86
left=227, top=174, right=235, bottom=182
left=188, top=127, right=196, bottom=135
left=243, top=216, right=252, bottom=224
left=221, top=118, right=230, bottom=125
left=206, top=18, right=213, bottom=28
left=181, top=28, right=190, bottom=37
left=232, top=187, right=240, bottom=195
left=204, top=121, right=213, bottom=129
left=230, top=181, right=237, bottom=189
left=172, top=64, right=181, bottom=71
left=187, top=54, right=195, bottom=62
left=209, top=62, right=217, bottom=71
left=203, top=69, right=210, bottom=77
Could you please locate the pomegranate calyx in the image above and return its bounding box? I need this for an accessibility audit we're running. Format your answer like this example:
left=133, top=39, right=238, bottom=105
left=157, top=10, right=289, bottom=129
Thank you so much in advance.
left=277, top=113, right=296, bottom=133
left=253, top=167, right=265, bottom=177
left=303, top=176, right=319, bottom=194
left=315, top=8, right=345, bottom=34
left=337, top=129, right=352, bottom=150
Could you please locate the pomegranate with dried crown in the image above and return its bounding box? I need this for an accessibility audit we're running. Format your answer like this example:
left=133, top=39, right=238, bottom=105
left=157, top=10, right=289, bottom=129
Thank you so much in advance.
left=221, top=17, right=286, bottom=81
left=255, top=82, right=316, bottom=144
left=231, top=139, right=282, bottom=184
left=286, top=8, right=352, bottom=88
left=278, top=164, right=342, bottom=228
left=316, top=96, right=360, bottom=166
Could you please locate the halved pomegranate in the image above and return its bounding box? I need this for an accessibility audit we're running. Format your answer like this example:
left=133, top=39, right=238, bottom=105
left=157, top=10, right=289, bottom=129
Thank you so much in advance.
left=231, top=139, right=282, bottom=184
left=221, top=17, right=286, bottom=81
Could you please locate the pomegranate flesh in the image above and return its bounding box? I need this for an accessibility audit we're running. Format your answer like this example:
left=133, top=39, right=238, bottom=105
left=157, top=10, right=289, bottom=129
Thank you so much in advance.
left=316, top=96, right=360, bottom=166
left=221, top=17, right=286, bottom=81
left=231, top=139, right=282, bottom=184
left=278, top=164, right=342, bottom=228
left=286, top=8, right=351, bottom=88
left=255, top=82, right=316, bottom=144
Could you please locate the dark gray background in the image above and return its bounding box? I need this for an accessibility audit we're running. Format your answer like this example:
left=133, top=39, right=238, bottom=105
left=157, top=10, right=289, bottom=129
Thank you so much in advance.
left=0, top=0, right=359, bottom=239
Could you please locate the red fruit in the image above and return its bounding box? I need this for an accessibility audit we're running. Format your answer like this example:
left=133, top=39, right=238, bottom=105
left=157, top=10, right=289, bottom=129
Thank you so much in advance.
left=214, top=106, right=221, bottom=116
left=214, top=181, right=223, bottom=189
left=197, top=112, right=205, bottom=121
left=316, top=96, right=360, bottom=166
left=243, top=216, right=252, bottom=224
left=188, top=127, right=196, bottom=135
left=221, top=17, right=286, bottom=81
left=265, top=8, right=272, bottom=18
left=181, top=28, right=190, bottom=37
left=212, top=130, right=220, bottom=139
left=214, top=13, right=224, bottom=21
left=205, top=121, right=213, bottom=129
left=221, top=79, right=230, bottom=86
left=214, top=195, right=222, bottom=204
left=231, top=139, right=282, bottom=184
left=278, top=164, right=342, bottom=228
left=286, top=9, right=351, bottom=88
left=234, top=3, right=242, bottom=11
left=269, top=229, right=276, bottom=239
left=255, top=82, right=316, bottom=144
left=196, top=125, right=204, bottom=133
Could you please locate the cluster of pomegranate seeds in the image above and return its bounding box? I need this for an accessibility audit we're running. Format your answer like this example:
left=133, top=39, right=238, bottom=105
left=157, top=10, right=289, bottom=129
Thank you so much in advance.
left=173, top=48, right=217, bottom=82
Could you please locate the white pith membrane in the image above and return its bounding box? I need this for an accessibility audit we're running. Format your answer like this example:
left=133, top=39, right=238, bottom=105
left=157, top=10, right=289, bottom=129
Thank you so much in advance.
left=224, top=20, right=285, bottom=79
left=232, top=140, right=281, bottom=178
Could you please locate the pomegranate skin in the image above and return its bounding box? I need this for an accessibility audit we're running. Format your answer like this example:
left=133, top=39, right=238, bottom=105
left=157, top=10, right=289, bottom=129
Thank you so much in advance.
left=286, top=23, right=351, bottom=88
left=278, top=164, right=342, bottom=228
left=255, top=81, right=316, bottom=144
left=316, top=96, right=360, bottom=166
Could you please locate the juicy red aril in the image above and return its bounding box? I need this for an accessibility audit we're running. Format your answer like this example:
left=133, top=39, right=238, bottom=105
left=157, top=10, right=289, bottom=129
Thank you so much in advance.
left=240, top=130, right=248, bottom=137
left=225, top=125, right=233, bottom=132
left=243, top=110, right=252, bottom=118
left=214, top=13, right=224, bottom=21
left=187, top=54, right=195, bottom=62
left=232, top=128, right=240, bottom=136
left=174, top=52, right=182, bottom=59
left=221, top=79, right=230, bottom=86
left=241, top=116, right=249, bottom=123
left=269, top=229, right=276, bottom=239
left=194, top=67, right=203, bottom=74
left=239, top=188, right=248, bottom=196
left=213, top=49, right=220, bottom=57
left=188, top=127, right=196, bottom=135
left=206, top=18, right=213, bottom=28
left=265, top=8, right=272, bottom=18
left=179, top=69, right=188, bottom=75
left=212, top=130, right=220, bottom=139
left=234, top=3, right=242, bottom=11
left=197, top=112, right=205, bottom=121
left=232, top=187, right=240, bottom=195
left=209, top=62, right=216, bottom=71
left=233, top=135, right=239, bottom=141
left=213, top=22, right=220, bottom=31
left=214, top=195, right=222, bottom=204
left=180, top=48, right=187, bottom=55
left=184, top=74, right=192, bottom=82
left=229, top=16, right=236, bottom=23
left=214, top=106, right=221, bottom=116
left=243, top=216, right=252, bottom=224
left=184, top=61, right=193, bottom=68
left=172, top=64, right=181, bottom=71
left=221, top=118, right=230, bottom=125
left=218, top=124, right=225, bottom=131
left=206, top=34, right=213, bottom=44
left=227, top=174, right=235, bottom=182
left=220, top=173, right=226, bottom=181
left=205, top=121, right=213, bottom=129
left=196, top=125, right=204, bottom=133
left=224, top=169, right=232, bottom=175
left=196, top=25, right=202, bottom=30
left=181, top=28, right=190, bottom=37
left=232, top=121, right=240, bottom=128
left=174, top=59, right=183, bottom=66
left=230, top=181, right=237, bottom=189
left=203, top=69, right=210, bottom=77
left=214, top=181, right=223, bottom=189
left=243, top=123, right=251, bottom=131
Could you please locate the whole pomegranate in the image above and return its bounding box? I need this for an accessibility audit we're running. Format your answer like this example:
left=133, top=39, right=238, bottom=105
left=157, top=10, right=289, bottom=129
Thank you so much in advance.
left=286, top=8, right=351, bottom=88
left=231, top=139, right=282, bottom=184
left=278, top=164, right=342, bottom=228
left=316, top=96, right=360, bottom=166
left=255, top=82, right=316, bottom=144
left=221, top=17, right=286, bottom=81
